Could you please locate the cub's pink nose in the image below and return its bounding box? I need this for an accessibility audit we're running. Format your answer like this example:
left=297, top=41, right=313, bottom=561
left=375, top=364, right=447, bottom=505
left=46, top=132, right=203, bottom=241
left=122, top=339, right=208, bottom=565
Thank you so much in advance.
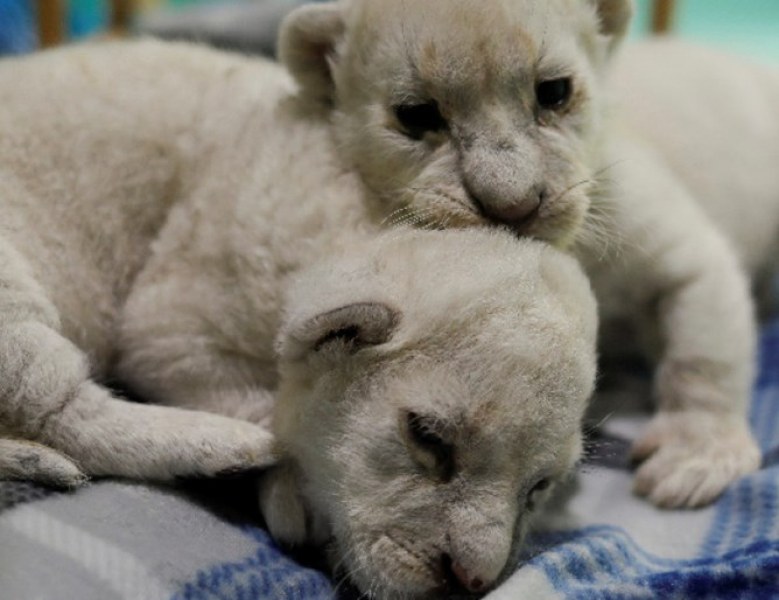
left=441, top=553, right=489, bottom=593
left=478, top=186, right=545, bottom=228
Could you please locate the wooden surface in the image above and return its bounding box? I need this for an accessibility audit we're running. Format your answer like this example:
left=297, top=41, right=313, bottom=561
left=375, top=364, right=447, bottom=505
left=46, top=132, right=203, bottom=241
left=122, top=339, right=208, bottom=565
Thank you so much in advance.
left=36, top=0, right=65, bottom=47
left=110, top=0, right=133, bottom=34
left=652, top=0, right=676, bottom=33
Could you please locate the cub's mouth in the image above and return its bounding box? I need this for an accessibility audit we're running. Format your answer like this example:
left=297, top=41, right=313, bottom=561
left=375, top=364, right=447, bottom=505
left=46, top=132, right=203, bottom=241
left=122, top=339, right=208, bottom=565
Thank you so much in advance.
left=393, top=183, right=587, bottom=247
left=329, top=536, right=492, bottom=600
left=484, top=203, right=543, bottom=238
left=383, top=188, right=485, bottom=230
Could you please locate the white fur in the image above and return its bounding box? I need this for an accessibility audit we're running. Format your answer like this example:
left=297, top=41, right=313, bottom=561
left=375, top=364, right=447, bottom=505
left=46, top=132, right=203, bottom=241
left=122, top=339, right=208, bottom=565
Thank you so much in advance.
left=278, top=0, right=630, bottom=246
left=0, top=439, right=85, bottom=488
left=276, top=0, right=776, bottom=512
left=0, top=38, right=599, bottom=598
left=592, top=39, right=779, bottom=507
left=1, top=2, right=778, bottom=594
left=271, top=230, right=597, bottom=596
left=0, top=42, right=287, bottom=481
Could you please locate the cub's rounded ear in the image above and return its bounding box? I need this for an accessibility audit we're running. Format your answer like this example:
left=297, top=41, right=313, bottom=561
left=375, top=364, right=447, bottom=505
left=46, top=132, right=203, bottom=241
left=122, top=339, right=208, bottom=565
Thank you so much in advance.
left=278, top=302, right=401, bottom=362
left=278, top=2, right=345, bottom=104
left=591, top=0, right=633, bottom=53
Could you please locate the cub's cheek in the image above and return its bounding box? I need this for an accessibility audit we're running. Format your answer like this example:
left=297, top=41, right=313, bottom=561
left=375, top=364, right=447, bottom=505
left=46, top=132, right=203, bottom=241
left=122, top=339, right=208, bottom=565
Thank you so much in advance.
left=527, top=196, right=590, bottom=246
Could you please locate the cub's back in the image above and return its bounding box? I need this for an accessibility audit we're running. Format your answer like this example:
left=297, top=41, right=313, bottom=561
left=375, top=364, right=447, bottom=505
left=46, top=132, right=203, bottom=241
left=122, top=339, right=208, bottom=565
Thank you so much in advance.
left=0, top=40, right=290, bottom=362
left=612, top=39, right=779, bottom=273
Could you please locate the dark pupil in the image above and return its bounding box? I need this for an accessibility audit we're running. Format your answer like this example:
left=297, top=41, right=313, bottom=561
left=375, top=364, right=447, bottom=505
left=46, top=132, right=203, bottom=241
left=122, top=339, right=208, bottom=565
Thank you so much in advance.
left=536, top=78, right=572, bottom=109
left=394, top=101, right=446, bottom=139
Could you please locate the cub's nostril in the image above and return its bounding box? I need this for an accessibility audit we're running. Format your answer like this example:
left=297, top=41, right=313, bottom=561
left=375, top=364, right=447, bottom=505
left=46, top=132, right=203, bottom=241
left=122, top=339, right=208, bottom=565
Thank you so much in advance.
left=439, top=553, right=464, bottom=592
left=440, top=553, right=487, bottom=593
left=452, top=560, right=485, bottom=593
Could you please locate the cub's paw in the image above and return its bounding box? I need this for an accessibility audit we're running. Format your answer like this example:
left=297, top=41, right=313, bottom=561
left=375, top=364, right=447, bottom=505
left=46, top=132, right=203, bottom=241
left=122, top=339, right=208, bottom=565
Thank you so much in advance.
left=631, top=411, right=760, bottom=508
left=259, top=464, right=309, bottom=545
left=159, top=413, right=279, bottom=480
left=0, top=439, right=87, bottom=488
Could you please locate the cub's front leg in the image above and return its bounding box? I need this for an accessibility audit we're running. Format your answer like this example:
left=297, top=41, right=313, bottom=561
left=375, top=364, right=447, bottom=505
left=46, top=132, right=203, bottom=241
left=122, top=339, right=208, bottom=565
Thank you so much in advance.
left=628, top=250, right=762, bottom=508
left=0, top=241, right=277, bottom=486
left=586, top=145, right=761, bottom=508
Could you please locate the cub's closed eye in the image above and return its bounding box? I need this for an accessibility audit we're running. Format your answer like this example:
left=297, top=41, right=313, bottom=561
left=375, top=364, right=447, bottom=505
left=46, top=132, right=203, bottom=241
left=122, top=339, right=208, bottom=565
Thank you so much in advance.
left=536, top=77, right=573, bottom=110
left=407, top=411, right=444, bottom=448
left=405, top=411, right=455, bottom=481
left=393, top=101, right=447, bottom=140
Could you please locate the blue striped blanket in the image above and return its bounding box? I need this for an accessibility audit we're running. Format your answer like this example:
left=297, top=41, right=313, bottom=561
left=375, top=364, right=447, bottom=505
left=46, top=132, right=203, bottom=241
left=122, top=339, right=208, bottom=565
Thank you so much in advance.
left=1, top=319, right=777, bottom=598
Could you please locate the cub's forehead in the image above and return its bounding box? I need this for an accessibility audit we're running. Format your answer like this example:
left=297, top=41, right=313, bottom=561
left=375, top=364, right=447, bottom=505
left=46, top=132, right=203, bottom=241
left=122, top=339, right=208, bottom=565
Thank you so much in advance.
left=351, top=0, right=597, bottom=89
left=380, top=347, right=587, bottom=440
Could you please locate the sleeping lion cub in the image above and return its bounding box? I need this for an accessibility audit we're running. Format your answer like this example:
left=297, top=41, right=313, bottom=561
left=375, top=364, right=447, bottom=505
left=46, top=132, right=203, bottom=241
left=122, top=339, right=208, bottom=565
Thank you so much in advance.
left=0, top=36, right=601, bottom=597
left=269, top=230, right=597, bottom=596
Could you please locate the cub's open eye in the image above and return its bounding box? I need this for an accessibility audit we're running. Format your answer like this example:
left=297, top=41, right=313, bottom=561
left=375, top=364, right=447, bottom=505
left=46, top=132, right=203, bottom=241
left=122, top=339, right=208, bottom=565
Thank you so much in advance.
left=535, top=77, right=573, bottom=110
left=393, top=101, right=447, bottom=140
left=405, top=411, right=455, bottom=481
left=526, top=477, right=551, bottom=511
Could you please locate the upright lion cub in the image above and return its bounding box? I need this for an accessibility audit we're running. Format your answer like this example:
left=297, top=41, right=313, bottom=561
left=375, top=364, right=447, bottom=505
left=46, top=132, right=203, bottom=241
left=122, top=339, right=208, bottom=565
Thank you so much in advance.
left=280, top=0, right=631, bottom=245
left=278, top=0, right=778, bottom=509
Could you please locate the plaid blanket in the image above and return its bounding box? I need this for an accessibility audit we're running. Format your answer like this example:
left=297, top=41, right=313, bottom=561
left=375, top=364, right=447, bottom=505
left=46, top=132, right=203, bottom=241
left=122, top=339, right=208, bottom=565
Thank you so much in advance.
left=2, top=319, right=778, bottom=599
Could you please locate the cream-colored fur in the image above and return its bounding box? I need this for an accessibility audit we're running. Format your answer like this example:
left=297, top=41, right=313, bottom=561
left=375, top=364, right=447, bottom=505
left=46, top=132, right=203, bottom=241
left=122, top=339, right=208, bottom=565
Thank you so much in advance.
left=0, top=38, right=599, bottom=597
left=0, top=43, right=283, bottom=483
left=270, top=230, right=597, bottom=596
left=1, top=1, right=778, bottom=595
left=276, top=0, right=777, bottom=512
left=280, top=0, right=631, bottom=246
left=594, top=39, right=779, bottom=506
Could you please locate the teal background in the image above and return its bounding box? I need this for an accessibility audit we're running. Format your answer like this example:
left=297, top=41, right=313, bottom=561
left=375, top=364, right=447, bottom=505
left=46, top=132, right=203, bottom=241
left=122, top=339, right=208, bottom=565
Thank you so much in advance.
left=632, top=0, right=779, bottom=65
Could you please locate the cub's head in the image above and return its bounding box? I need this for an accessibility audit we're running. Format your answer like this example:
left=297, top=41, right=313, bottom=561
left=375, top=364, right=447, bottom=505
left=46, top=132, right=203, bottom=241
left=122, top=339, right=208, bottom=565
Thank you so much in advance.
left=280, top=0, right=632, bottom=247
left=262, top=229, right=597, bottom=598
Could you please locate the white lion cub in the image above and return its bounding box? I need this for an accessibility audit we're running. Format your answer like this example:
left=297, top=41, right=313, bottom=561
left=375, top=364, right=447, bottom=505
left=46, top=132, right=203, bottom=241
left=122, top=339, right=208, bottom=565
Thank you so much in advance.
left=0, top=38, right=599, bottom=597
left=269, top=230, right=597, bottom=597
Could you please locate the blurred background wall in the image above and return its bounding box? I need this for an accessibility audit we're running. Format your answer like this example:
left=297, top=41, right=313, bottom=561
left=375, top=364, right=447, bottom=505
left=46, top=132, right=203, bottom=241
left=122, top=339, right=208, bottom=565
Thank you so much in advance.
left=631, top=0, right=779, bottom=64
left=1, top=0, right=778, bottom=62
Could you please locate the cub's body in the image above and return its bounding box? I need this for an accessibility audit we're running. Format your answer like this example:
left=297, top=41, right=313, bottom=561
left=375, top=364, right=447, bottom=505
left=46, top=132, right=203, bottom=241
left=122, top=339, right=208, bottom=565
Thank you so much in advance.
left=0, top=41, right=374, bottom=421
left=0, top=41, right=601, bottom=599
left=613, top=39, right=779, bottom=277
